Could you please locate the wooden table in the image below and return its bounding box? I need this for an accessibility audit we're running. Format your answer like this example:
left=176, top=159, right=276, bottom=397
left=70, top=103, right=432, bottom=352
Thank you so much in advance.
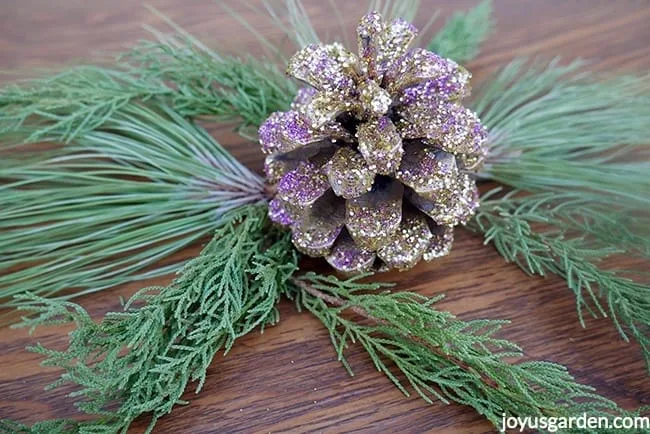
left=1, top=1, right=649, bottom=432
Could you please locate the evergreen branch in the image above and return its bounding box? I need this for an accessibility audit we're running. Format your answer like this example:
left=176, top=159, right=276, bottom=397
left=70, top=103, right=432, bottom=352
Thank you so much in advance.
left=121, top=33, right=295, bottom=132
left=474, top=58, right=650, bottom=208
left=428, top=0, right=494, bottom=64
left=470, top=191, right=650, bottom=371
left=289, top=273, right=648, bottom=433
left=257, top=0, right=320, bottom=49
left=0, top=28, right=294, bottom=146
left=470, top=58, right=650, bottom=371
left=7, top=206, right=298, bottom=433
left=0, top=104, right=266, bottom=309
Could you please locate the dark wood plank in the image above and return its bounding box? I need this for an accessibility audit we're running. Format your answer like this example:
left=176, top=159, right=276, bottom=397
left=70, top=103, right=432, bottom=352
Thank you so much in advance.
left=0, top=1, right=649, bottom=433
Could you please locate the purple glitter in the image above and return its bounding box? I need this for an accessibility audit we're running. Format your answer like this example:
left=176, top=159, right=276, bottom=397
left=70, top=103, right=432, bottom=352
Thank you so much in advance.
left=391, top=18, right=417, bottom=35
left=259, top=111, right=325, bottom=154
left=291, top=87, right=318, bottom=109
left=259, top=112, right=283, bottom=153
left=401, top=76, right=463, bottom=105
left=277, top=162, right=330, bottom=207
left=326, top=232, right=376, bottom=272
left=268, top=198, right=295, bottom=226
left=288, top=44, right=356, bottom=94
left=385, top=48, right=468, bottom=96
left=258, top=11, right=488, bottom=273
left=377, top=115, right=391, bottom=129
left=282, top=111, right=312, bottom=143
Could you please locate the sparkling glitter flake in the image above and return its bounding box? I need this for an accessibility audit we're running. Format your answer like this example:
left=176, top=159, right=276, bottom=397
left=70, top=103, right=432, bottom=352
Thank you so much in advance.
left=326, top=231, right=376, bottom=273
left=292, top=194, right=345, bottom=256
left=377, top=211, right=433, bottom=270
left=357, top=117, right=404, bottom=174
left=325, top=148, right=375, bottom=199
left=259, top=11, right=488, bottom=272
left=346, top=180, right=403, bottom=250
left=423, top=224, right=454, bottom=261
left=268, top=198, right=300, bottom=227
left=278, top=162, right=330, bottom=207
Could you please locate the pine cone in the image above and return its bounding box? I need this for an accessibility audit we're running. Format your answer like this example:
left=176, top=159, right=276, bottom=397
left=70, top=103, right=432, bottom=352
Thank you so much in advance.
left=259, top=12, right=487, bottom=273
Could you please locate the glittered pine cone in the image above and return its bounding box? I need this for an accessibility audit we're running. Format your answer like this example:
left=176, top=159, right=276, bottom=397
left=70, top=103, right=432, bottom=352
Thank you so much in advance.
left=259, top=11, right=488, bottom=273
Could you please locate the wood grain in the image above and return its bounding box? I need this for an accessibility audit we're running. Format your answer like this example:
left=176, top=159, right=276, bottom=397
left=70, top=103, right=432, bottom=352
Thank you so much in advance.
left=1, top=1, right=649, bottom=433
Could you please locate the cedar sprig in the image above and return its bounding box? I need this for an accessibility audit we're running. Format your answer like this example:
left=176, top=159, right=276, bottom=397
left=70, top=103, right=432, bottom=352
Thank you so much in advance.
left=288, top=272, right=649, bottom=433
left=470, top=191, right=650, bottom=371
left=0, top=33, right=293, bottom=146
left=7, top=205, right=297, bottom=433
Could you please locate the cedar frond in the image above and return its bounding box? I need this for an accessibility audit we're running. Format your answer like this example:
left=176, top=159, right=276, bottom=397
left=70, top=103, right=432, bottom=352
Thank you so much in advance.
left=289, top=272, right=648, bottom=433
left=9, top=206, right=297, bottom=433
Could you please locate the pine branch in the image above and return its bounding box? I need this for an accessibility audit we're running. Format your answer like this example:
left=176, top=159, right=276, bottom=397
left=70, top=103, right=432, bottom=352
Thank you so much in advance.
left=7, top=206, right=298, bottom=433
left=288, top=272, right=648, bottom=433
left=0, top=104, right=267, bottom=310
left=474, top=58, right=650, bottom=208
left=121, top=32, right=295, bottom=133
left=470, top=191, right=650, bottom=371
left=428, top=0, right=494, bottom=64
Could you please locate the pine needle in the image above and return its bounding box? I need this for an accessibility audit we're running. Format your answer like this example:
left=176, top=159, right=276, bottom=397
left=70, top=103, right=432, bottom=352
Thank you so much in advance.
left=475, top=58, right=650, bottom=209
left=0, top=104, right=266, bottom=309
left=7, top=206, right=298, bottom=433
left=0, top=22, right=296, bottom=309
left=428, top=0, right=494, bottom=64
left=468, top=58, right=650, bottom=370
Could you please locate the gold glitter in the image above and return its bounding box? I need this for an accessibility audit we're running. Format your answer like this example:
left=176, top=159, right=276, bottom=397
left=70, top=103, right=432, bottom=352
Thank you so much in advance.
left=407, top=174, right=479, bottom=226
left=377, top=211, right=432, bottom=270
left=423, top=224, right=454, bottom=261
left=292, top=193, right=345, bottom=256
left=395, top=141, right=458, bottom=197
left=326, top=230, right=376, bottom=273
left=346, top=180, right=403, bottom=250
left=301, top=91, right=354, bottom=128
left=358, top=80, right=392, bottom=115
left=324, top=148, right=375, bottom=199
left=357, top=117, right=404, bottom=175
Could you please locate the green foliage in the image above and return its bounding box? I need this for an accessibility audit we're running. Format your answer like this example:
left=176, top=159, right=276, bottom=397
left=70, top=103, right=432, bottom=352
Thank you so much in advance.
left=428, top=0, right=494, bottom=64
left=288, top=273, right=648, bottom=433
left=2, top=3, right=650, bottom=433
left=9, top=205, right=298, bottom=433
left=122, top=30, right=295, bottom=133
left=0, top=104, right=266, bottom=309
left=470, top=191, right=650, bottom=371
left=0, top=419, right=85, bottom=434
left=470, top=58, right=650, bottom=370
left=474, top=58, right=650, bottom=208
left=0, top=30, right=294, bottom=146
left=229, top=0, right=320, bottom=51
left=0, top=17, right=296, bottom=309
